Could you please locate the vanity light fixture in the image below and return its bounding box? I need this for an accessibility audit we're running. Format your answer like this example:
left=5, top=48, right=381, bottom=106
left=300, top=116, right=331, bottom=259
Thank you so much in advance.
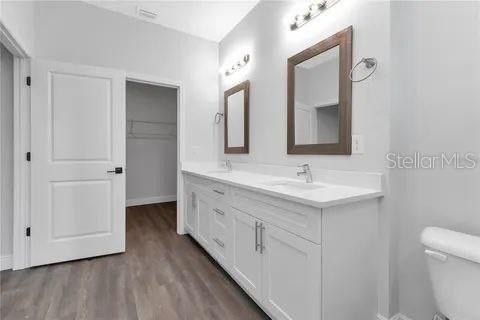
left=290, top=0, right=329, bottom=31
left=225, top=54, right=250, bottom=76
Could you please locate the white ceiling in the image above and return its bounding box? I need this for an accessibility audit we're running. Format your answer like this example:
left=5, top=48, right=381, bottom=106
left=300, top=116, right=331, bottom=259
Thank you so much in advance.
left=85, top=1, right=259, bottom=42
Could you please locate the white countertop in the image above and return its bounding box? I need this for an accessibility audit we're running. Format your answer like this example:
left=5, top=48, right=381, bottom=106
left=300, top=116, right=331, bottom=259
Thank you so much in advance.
left=182, top=165, right=383, bottom=209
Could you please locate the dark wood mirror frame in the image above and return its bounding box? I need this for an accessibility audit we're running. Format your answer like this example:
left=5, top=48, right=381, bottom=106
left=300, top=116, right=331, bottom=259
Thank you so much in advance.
left=287, top=26, right=353, bottom=155
left=224, top=80, right=250, bottom=154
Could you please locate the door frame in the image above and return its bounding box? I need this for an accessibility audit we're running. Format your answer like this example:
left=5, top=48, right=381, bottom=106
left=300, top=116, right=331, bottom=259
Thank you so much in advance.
left=125, top=72, right=186, bottom=236
left=1, top=21, right=31, bottom=270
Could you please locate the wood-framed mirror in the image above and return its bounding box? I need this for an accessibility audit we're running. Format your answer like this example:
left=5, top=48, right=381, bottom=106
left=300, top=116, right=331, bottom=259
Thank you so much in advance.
left=287, top=26, right=352, bottom=155
left=224, top=80, right=250, bottom=154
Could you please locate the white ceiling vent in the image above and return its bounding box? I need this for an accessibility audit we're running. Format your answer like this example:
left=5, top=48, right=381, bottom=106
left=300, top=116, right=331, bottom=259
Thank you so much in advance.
left=137, top=6, right=158, bottom=20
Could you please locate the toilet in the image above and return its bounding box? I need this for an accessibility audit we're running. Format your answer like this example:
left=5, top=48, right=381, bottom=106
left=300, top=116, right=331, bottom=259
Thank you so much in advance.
left=421, top=227, right=480, bottom=320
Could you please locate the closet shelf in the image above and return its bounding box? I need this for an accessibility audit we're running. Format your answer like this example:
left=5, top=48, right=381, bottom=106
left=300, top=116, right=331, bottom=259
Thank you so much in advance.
left=314, top=100, right=339, bottom=109
left=127, top=119, right=176, bottom=140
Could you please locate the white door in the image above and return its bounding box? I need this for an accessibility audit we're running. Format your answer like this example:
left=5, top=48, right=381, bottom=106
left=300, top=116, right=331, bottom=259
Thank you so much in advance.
left=231, top=208, right=263, bottom=301
left=31, top=59, right=126, bottom=266
left=262, top=223, right=321, bottom=320
left=295, top=105, right=313, bottom=144
left=196, top=192, right=212, bottom=249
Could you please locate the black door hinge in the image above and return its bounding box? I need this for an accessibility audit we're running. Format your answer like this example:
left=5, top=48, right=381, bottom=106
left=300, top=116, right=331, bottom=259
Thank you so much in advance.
left=26, top=76, right=31, bottom=86
left=26, top=227, right=31, bottom=237
left=26, top=152, right=31, bottom=161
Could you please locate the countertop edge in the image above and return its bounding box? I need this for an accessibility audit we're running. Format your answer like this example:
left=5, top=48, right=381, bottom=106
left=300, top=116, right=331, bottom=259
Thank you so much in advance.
left=181, top=169, right=384, bottom=209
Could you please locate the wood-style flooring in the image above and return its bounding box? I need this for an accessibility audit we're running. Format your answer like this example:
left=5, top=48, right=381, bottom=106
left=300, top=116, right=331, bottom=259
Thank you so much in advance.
left=0, top=202, right=269, bottom=320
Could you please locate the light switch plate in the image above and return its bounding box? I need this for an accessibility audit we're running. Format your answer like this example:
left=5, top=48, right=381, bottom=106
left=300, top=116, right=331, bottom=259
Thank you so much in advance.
left=352, top=135, right=364, bottom=154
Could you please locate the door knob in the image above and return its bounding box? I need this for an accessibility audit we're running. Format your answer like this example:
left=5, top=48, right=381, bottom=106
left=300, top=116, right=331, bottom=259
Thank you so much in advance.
left=107, top=167, right=123, bottom=174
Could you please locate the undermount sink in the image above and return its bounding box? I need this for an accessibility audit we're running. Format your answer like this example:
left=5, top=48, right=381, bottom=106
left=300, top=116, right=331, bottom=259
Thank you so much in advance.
left=261, top=180, right=325, bottom=191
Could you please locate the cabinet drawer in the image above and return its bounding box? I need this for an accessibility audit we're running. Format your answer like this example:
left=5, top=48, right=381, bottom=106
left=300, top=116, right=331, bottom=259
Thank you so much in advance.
left=184, top=174, right=229, bottom=201
left=231, top=187, right=322, bottom=244
left=211, top=219, right=229, bottom=266
left=212, top=203, right=228, bottom=230
left=209, top=182, right=228, bottom=200
left=211, top=224, right=227, bottom=252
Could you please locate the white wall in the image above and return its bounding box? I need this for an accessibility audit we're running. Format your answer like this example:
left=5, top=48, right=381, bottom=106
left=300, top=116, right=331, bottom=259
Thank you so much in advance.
left=1, top=43, right=14, bottom=264
left=219, top=0, right=390, bottom=171
left=391, top=2, right=480, bottom=320
left=0, top=1, right=35, bottom=56
left=219, top=0, right=393, bottom=317
left=126, top=81, right=177, bottom=205
left=33, top=0, right=219, bottom=162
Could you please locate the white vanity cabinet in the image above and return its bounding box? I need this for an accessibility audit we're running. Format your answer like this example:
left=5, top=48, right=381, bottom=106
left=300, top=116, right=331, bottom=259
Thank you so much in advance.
left=184, top=183, right=211, bottom=248
left=184, top=184, right=197, bottom=234
left=183, top=173, right=379, bottom=320
left=231, top=208, right=263, bottom=300
left=230, top=207, right=321, bottom=319
left=261, top=221, right=321, bottom=320
left=185, top=179, right=232, bottom=269
left=196, top=193, right=212, bottom=249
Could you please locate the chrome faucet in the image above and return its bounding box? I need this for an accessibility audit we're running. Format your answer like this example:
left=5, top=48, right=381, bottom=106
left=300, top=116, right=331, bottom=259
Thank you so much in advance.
left=225, top=159, right=232, bottom=172
left=297, top=164, right=313, bottom=183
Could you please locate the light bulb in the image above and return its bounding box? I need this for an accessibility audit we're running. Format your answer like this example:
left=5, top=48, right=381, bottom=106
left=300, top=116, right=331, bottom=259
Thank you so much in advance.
left=309, top=3, right=319, bottom=13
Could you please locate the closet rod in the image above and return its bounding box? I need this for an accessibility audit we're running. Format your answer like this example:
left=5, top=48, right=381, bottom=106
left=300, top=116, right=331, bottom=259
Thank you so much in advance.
left=127, top=119, right=176, bottom=126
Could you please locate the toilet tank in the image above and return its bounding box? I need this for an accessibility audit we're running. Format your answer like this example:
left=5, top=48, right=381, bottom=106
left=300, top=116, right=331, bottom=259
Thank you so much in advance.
left=421, top=227, right=480, bottom=320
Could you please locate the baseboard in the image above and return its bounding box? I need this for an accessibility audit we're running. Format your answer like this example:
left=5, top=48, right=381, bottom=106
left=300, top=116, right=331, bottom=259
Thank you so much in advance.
left=377, top=313, right=414, bottom=320
left=126, top=195, right=176, bottom=207
left=0, top=255, right=12, bottom=271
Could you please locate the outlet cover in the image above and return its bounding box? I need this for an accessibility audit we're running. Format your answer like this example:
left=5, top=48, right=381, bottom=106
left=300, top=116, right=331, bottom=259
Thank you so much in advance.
left=352, top=135, right=364, bottom=154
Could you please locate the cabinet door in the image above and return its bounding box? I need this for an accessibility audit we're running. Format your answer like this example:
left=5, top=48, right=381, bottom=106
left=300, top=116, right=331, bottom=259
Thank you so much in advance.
left=262, top=223, right=321, bottom=320
left=196, top=192, right=212, bottom=249
left=185, top=186, right=197, bottom=235
left=231, top=208, right=263, bottom=301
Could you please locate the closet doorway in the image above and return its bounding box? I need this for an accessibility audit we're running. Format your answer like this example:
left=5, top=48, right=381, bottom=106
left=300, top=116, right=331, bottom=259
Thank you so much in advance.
left=126, top=80, right=178, bottom=208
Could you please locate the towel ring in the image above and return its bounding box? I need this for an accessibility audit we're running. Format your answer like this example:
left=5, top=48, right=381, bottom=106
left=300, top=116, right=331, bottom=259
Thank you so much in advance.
left=214, top=112, right=224, bottom=124
left=349, top=57, right=377, bottom=83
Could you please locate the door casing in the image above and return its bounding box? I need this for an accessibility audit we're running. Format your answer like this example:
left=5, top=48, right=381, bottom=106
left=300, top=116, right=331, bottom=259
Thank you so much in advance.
left=1, top=22, right=31, bottom=271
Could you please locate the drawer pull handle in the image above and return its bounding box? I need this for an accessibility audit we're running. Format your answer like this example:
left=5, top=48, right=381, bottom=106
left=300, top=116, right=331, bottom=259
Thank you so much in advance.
left=213, top=189, right=225, bottom=195
left=260, top=223, right=265, bottom=254
left=255, top=222, right=260, bottom=252
left=213, top=208, right=225, bottom=215
left=214, top=238, right=225, bottom=248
